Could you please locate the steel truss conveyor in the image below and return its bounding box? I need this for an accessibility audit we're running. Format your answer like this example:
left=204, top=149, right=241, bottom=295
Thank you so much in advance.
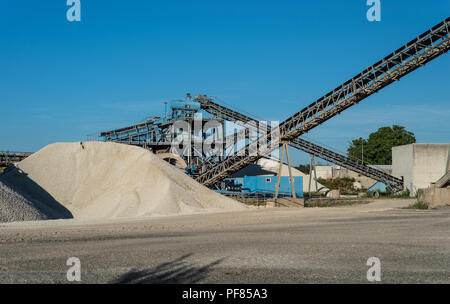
left=195, top=95, right=404, bottom=192
left=99, top=94, right=403, bottom=191
left=194, top=18, right=450, bottom=190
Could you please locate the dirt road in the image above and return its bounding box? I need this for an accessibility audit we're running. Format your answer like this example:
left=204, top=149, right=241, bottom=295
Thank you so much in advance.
left=1, top=198, right=449, bottom=283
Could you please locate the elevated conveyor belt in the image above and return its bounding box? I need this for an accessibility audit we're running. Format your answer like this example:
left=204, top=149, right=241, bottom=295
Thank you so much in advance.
left=196, top=96, right=404, bottom=192
left=194, top=18, right=450, bottom=189
left=100, top=117, right=161, bottom=142
left=289, top=139, right=403, bottom=192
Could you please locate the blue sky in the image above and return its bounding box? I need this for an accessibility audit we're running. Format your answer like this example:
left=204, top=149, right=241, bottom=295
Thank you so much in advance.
left=1, top=0, right=449, bottom=165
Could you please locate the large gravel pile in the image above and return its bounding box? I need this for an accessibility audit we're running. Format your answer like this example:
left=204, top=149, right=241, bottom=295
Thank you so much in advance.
left=0, top=142, right=245, bottom=222
left=0, top=178, right=64, bottom=223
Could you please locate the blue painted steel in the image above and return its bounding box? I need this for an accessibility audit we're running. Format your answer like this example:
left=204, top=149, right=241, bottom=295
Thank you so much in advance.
left=225, top=176, right=303, bottom=197
left=170, top=101, right=201, bottom=111
left=367, top=181, right=387, bottom=192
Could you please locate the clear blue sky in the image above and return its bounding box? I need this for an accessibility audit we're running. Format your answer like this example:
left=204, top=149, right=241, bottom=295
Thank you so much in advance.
left=1, top=0, right=449, bottom=165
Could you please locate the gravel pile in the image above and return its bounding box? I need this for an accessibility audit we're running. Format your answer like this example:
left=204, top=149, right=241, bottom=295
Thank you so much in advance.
left=0, top=178, right=50, bottom=223
left=0, top=142, right=245, bottom=222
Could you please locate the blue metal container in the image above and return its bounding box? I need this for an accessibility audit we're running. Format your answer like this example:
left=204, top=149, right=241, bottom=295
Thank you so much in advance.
left=242, top=176, right=303, bottom=197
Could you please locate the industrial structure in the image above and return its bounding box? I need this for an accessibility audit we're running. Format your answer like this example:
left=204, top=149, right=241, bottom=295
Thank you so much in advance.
left=0, top=152, right=32, bottom=168
left=96, top=18, right=449, bottom=195
left=193, top=18, right=449, bottom=191
left=95, top=93, right=405, bottom=194
left=99, top=93, right=227, bottom=175
left=3, top=19, right=448, bottom=199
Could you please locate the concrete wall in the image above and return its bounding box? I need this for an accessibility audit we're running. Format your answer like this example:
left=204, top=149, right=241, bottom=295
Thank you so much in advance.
left=316, top=166, right=333, bottom=179
left=333, top=168, right=377, bottom=189
left=393, top=143, right=450, bottom=196
left=413, top=144, right=450, bottom=190
left=316, top=165, right=391, bottom=190
left=418, top=187, right=450, bottom=208
left=392, top=144, right=414, bottom=194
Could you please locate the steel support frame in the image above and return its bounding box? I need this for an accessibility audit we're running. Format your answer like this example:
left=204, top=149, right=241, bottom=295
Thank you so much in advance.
left=195, top=18, right=450, bottom=188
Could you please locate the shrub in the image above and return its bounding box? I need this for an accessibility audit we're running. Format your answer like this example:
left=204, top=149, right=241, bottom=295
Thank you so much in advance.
left=402, top=201, right=429, bottom=209
left=317, top=177, right=357, bottom=194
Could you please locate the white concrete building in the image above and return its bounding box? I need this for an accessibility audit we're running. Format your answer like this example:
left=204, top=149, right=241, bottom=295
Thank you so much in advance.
left=315, top=164, right=392, bottom=189
left=392, top=143, right=450, bottom=196
left=316, top=166, right=333, bottom=179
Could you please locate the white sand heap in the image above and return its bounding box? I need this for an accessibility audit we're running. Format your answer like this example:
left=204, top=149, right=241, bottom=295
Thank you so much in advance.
left=0, top=142, right=245, bottom=222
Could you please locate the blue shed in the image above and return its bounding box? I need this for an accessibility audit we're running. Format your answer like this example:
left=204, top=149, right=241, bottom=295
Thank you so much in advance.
left=242, top=176, right=303, bottom=197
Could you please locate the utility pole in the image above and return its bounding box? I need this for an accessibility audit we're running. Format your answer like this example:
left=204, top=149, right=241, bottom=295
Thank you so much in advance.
left=361, top=140, right=364, bottom=165
left=308, top=154, right=318, bottom=196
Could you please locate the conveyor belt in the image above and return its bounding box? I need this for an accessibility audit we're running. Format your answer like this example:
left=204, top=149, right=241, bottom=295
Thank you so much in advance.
left=194, top=18, right=450, bottom=189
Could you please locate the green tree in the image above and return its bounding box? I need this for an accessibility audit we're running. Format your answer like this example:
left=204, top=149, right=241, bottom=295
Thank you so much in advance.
left=347, top=125, right=415, bottom=165
left=295, top=164, right=310, bottom=175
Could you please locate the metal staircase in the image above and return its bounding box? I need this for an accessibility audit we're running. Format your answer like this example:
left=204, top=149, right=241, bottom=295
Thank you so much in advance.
left=194, top=18, right=450, bottom=189
left=432, top=170, right=450, bottom=188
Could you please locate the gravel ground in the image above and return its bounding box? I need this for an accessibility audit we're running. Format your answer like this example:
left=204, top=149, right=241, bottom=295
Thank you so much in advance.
left=1, top=198, right=449, bottom=283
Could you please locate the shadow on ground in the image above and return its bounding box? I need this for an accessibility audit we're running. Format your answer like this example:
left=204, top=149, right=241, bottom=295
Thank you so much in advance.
left=111, top=254, right=224, bottom=284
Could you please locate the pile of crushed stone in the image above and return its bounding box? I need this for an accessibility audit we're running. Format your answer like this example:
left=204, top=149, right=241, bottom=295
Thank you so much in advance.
left=0, top=142, right=245, bottom=222
left=0, top=177, right=72, bottom=223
